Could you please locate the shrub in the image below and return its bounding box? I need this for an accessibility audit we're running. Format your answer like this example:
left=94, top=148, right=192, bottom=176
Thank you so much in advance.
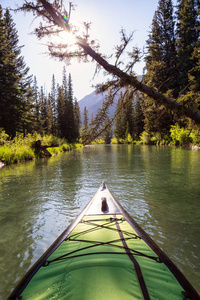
left=111, top=137, right=118, bottom=144
left=140, top=131, right=151, bottom=144
left=170, top=124, right=192, bottom=145
left=0, top=133, right=82, bottom=166
left=125, top=133, right=133, bottom=144
left=190, top=130, right=200, bottom=145
left=91, top=139, right=105, bottom=145
left=0, top=129, right=9, bottom=146
left=0, top=146, right=35, bottom=165
left=47, top=147, right=61, bottom=155
left=61, top=144, right=71, bottom=151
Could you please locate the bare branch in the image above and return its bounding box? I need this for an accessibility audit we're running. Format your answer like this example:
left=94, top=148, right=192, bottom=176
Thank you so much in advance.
left=115, top=29, right=134, bottom=67
left=18, top=0, right=200, bottom=124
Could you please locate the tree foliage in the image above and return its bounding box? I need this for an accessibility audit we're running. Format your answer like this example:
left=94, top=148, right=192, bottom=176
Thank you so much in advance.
left=1, top=0, right=200, bottom=145
left=0, top=6, right=33, bottom=137
left=145, top=0, right=177, bottom=95
left=114, top=88, right=135, bottom=140
left=142, top=0, right=200, bottom=138
left=15, top=0, right=200, bottom=127
left=143, top=0, right=178, bottom=138
left=176, top=0, right=199, bottom=93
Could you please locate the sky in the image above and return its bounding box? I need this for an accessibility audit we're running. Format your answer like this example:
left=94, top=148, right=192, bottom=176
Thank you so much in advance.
left=1, top=0, right=161, bottom=100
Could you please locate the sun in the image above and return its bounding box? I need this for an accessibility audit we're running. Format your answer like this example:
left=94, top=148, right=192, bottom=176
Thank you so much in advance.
left=54, top=30, right=77, bottom=51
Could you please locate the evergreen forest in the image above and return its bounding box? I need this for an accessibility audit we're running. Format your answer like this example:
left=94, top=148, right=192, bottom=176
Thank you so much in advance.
left=0, top=0, right=200, bottom=153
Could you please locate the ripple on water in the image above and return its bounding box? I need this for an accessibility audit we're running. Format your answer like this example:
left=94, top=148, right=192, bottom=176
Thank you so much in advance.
left=1, top=145, right=200, bottom=298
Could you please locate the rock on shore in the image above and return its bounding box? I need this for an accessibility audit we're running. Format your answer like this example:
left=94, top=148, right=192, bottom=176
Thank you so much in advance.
left=0, top=161, right=5, bottom=168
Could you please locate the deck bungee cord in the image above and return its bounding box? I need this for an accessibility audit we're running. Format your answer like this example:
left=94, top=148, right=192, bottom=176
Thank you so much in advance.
left=114, top=214, right=151, bottom=300
left=44, top=216, right=160, bottom=266
left=8, top=183, right=200, bottom=300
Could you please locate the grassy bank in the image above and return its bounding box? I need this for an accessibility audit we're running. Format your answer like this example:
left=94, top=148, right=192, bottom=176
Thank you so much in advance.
left=111, top=124, right=200, bottom=147
left=0, top=131, right=83, bottom=166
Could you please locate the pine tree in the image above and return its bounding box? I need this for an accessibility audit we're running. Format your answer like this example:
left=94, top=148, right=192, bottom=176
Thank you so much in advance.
left=33, top=76, right=40, bottom=131
left=83, top=106, right=89, bottom=130
left=176, top=0, right=199, bottom=93
left=2, top=8, right=33, bottom=136
left=61, top=67, right=69, bottom=140
left=190, top=1, right=200, bottom=94
left=102, top=115, right=112, bottom=144
left=85, top=99, right=111, bottom=144
left=67, top=73, right=76, bottom=142
left=134, top=99, right=144, bottom=140
left=57, top=85, right=65, bottom=137
left=114, top=89, right=135, bottom=141
left=20, top=80, right=35, bottom=135
left=0, top=7, right=24, bottom=136
left=50, top=74, right=57, bottom=135
left=115, top=94, right=126, bottom=141
left=39, top=86, right=47, bottom=133
left=74, top=98, right=81, bottom=140
left=145, top=0, right=177, bottom=94
left=58, top=68, right=77, bottom=142
left=182, top=1, right=200, bottom=114
left=80, top=106, right=89, bottom=143
left=125, top=91, right=135, bottom=138
left=143, top=0, right=177, bottom=138
left=46, top=93, right=53, bottom=134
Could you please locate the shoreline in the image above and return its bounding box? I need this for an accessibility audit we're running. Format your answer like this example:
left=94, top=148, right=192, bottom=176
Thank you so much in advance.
left=0, top=143, right=83, bottom=169
left=1, top=143, right=199, bottom=170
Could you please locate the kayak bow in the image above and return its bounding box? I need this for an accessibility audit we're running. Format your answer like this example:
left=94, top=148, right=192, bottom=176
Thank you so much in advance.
left=8, top=183, right=199, bottom=299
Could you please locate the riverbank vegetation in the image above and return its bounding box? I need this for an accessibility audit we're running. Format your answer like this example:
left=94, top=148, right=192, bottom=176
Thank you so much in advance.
left=0, top=131, right=82, bottom=166
left=91, top=0, right=200, bottom=147
left=0, top=7, right=80, bottom=142
left=0, top=0, right=200, bottom=166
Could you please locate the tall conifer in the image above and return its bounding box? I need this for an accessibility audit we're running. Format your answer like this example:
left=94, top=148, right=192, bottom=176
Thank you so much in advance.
left=0, top=7, right=31, bottom=136
left=145, top=0, right=177, bottom=94
left=134, top=99, right=144, bottom=140
left=50, top=74, right=57, bottom=135
left=33, top=76, right=40, bottom=131
left=143, top=0, right=177, bottom=137
left=67, top=73, right=76, bottom=142
left=190, top=1, right=200, bottom=94
left=74, top=98, right=81, bottom=140
left=114, top=89, right=135, bottom=140
left=57, top=85, right=65, bottom=137
left=39, top=86, right=47, bottom=133
left=4, top=8, right=32, bottom=136
left=83, top=106, right=89, bottom=130
left=176, top=0, right=199, bottom=93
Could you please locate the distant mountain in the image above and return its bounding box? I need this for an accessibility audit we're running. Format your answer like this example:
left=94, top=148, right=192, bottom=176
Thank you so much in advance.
left=78, top=76, right=142, bottom=122
left=78, top=90, right=118, bottom=122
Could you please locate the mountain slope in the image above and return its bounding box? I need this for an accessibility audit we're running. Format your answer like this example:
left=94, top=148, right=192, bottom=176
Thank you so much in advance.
left=78, top=90, right=117, bottom=121
left=78, top=76, right=142, bottom=122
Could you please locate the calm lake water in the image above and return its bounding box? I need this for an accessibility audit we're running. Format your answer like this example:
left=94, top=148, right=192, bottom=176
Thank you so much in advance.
left=0, top=145, right=200, bottom=299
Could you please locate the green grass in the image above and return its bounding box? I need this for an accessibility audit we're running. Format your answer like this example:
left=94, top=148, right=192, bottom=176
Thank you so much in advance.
left=90, top=139, right=105, bottom=145
left=0, top=146, right=35, bottom=165
left=0, top=131, right=83, bottom=166
left=47, top=143, right=83, bottom=155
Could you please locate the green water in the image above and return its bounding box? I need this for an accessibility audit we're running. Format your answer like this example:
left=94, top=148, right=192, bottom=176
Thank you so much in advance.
left=0, top=145, right=200, bottom=299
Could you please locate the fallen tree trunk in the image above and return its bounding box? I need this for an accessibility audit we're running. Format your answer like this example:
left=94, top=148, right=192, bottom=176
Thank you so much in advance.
left=77, top=39, right=200, bottom=124
left=28, top=1, right=200, bottom=125
left=32, top=140, right=59, bottom=157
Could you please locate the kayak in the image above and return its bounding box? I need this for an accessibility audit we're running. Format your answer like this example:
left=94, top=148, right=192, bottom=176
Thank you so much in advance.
left=8, top=183, right=199, bottom=300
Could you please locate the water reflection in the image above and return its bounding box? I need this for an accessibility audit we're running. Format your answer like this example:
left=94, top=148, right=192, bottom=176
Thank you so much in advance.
left=0, top=145, right=200, bottom=299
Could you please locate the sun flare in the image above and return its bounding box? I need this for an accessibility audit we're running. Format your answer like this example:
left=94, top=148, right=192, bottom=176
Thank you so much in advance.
left=54, top=30, right=77, bottom=51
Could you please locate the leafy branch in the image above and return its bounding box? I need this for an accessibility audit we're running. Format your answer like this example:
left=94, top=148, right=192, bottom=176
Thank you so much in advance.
left=16, top=0, right=200, bottom=124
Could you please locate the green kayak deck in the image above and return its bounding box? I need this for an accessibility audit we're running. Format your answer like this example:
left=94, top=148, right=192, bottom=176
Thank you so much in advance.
left=8, top=183, right=200, bottom=299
